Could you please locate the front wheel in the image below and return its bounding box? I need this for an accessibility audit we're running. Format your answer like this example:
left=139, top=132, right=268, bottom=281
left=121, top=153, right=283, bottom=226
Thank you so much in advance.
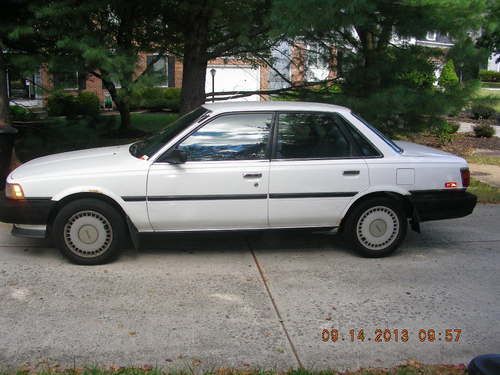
left=52, top=198, right=127, bottom=265
left=343, top=197, right=407, bottom=258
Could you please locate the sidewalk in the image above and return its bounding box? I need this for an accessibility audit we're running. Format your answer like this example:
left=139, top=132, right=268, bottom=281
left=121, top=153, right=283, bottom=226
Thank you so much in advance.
left=469, top=163, right=500, bottom=188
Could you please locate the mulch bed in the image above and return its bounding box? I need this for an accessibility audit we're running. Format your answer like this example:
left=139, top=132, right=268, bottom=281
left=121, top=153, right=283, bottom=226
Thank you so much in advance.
left=405, top=132, right=500, bottom=157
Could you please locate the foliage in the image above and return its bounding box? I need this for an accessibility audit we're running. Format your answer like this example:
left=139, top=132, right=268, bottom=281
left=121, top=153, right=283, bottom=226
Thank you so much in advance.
left=439, top=60, right=459, bottom=89
left=473, top=123, right=495, bottom=138
left=15, top=112, right=178, bottom=162
left=448, top=37, right=490, bottom=82
left=479, top=70, right=500, bottom=82
left=471, top=104, right=496, bottom=119
left=9, top=105, right=37, bottom=122
left=47, top=91, right=77, bottom=117
left=128, top=87, right=181, bottom=112
left=76, top=92, right=100, bottom=117
left=429, top=118, right=460, bottom=145
left=47, top=91, right=100, bottom=118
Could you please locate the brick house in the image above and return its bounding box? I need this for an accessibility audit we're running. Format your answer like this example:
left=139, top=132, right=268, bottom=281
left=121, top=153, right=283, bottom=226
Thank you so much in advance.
left=7, top=44, right=336, bottom=108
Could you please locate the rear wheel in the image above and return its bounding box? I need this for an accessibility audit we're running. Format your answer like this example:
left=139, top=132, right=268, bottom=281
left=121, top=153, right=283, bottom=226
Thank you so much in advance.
left=343, top=197, right=407, bottom=257
left=52, top=198, right=126, bottom=265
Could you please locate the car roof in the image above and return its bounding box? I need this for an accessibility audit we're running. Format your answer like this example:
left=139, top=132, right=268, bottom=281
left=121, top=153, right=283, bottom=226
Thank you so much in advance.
left=202, top=101, right=350, bottom=114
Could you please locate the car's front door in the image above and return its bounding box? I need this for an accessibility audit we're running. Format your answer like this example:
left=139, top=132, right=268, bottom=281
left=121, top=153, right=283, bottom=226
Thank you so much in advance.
left=268, top=111, right=373, bottom=228
left=147, top=112, right=273, bottom=231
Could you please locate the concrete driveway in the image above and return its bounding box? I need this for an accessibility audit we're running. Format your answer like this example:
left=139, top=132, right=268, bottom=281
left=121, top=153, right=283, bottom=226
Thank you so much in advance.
left=1, top=205, right=499, bottom=371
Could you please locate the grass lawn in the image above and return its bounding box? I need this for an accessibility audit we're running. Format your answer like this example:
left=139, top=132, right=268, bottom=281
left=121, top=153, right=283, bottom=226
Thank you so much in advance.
left=15, top=112, right=179, bottom=162
left=468, top=178, right=500, bottom=203
left=0, top=364, right=469, bottom=375
left=129, top=112, right=179, bottom=133
left=474, top=87, right=500, bottom=112
left=466, top=154, right=500, bottom=167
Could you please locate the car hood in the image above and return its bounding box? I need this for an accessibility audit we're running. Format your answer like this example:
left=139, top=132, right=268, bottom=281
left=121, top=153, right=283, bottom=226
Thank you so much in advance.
left=395, top=141, right=459, bottom=158
left=9, top=144, right=145, bottom=181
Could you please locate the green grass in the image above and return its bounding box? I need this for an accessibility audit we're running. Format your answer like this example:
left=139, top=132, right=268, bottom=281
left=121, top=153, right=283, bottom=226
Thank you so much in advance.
left=129, top=112, right=179, bottom=133
left=0, top=364, right=469, bottom=375
left=473, top=88, right=500, bottom=112
left=15, top=112, right=179, bottom=162
left=466, top=155, right=500, bottom=167
left=468, top=178, right=500, bottom=203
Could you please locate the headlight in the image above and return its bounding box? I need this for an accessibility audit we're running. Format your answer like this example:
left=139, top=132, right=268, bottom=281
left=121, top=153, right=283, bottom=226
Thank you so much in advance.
left=5, top=183, right=25, bottom=200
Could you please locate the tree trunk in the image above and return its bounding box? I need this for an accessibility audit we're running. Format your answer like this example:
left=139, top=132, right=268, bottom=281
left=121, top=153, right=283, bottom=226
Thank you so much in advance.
left=180, top=51, right=208, bottom=114
left=0, top=51, right=9, bottom=127
left=101, top=76, right=131, bottom=131
left=179, top=7, right=211, bottom=114
left=0, top=50, right=18, bottom=188
left=117, top=100, right=131, bottom=130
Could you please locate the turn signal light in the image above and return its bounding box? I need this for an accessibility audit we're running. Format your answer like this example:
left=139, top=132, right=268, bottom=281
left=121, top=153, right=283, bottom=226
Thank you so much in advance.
left=5, top=183, right=25, bottom=200
left=445, top=182, right=457, bottom=188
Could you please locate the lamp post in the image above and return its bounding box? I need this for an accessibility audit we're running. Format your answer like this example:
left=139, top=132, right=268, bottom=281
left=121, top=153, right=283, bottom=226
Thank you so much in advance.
left=210, top=68, right=216, bottom=103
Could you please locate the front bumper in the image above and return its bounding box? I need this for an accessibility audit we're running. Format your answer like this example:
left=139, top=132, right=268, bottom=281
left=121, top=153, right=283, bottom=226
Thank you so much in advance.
left=410, top=189, right=477, bottom=222
left=0, top=195, right=55, bottom=225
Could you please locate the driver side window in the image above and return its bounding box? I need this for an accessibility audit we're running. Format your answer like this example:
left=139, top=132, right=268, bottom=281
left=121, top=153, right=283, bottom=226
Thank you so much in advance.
left=177, top=113, right=273, bottom=161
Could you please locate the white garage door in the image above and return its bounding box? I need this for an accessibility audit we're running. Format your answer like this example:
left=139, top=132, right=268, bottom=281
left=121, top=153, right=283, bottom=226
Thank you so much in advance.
left=205, top=65, right=261, bottom=102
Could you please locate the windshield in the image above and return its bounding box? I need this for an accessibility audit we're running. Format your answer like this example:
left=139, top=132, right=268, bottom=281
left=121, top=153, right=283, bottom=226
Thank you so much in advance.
left=130, top=107, right=210, bottom=159
left=351, top=112, right=403, bottom=153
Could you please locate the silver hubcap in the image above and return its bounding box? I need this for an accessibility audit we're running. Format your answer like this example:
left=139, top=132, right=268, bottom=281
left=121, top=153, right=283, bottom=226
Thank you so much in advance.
left=64, top=210, right=113, bottom=258
left=356, top=206, right=399, bottom=250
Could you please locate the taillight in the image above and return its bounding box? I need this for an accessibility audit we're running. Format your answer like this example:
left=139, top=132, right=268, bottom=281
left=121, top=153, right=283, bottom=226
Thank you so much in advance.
left=460, top=167, right=470, bottom=188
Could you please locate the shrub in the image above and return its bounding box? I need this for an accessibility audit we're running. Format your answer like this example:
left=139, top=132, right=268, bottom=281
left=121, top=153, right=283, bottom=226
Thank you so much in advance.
left=129, top=87, right=181, bottom=112
left=48, top=91, right=101, bottom=117
left=471, top=104, right=496, bottom=120
left=479, top=69, right=500, bottom=82
left=439, top=59, right=459, bottom=89
left=47, top=91, right=77, bottom=117
left=473, top=123, right=495, bottom=138
left=430, top=118, right=459, bottom=145
left=76, top=92, right=100, bottom=118
left=9, top=105, right=37, bottom=121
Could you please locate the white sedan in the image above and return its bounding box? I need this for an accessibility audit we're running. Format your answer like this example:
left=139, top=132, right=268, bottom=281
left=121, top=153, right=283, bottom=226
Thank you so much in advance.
left=1, top=102, right=476, bottom=264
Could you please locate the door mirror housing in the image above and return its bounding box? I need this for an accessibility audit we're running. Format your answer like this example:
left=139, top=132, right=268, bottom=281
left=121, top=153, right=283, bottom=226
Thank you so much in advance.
left=163, top=149, right=187, bottom=164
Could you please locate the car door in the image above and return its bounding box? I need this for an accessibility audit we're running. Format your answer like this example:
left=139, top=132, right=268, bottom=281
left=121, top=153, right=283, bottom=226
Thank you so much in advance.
left=147, top=112, right=273, bottom=231
left=268, top=111, right=372, bottom=228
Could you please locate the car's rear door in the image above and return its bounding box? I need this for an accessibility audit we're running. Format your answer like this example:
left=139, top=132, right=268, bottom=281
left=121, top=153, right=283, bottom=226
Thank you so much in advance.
left=268, top=111, right=372, bottom=228
left=147, top=112, right=273, bottom=231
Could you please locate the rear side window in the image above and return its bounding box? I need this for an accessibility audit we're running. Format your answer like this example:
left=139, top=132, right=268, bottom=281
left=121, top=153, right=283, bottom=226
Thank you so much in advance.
left=336, top=115, right=381, bottom=157
left=275, top=112, right=354, bottom=159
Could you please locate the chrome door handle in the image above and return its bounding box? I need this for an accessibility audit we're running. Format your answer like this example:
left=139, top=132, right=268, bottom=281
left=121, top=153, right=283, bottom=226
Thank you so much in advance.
left=243, top=173, right=262, bottom=179
left=343, top=170, right=360, bottom=176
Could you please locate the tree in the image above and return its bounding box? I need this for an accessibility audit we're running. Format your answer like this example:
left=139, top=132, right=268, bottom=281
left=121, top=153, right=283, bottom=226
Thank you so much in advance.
left=439, top=59, right=459, bottom=89
left=157, top=0, right=274, bottom=113
left=265, top=0, right=486, bottom=132
left=34, top=0, right=163, bottom=131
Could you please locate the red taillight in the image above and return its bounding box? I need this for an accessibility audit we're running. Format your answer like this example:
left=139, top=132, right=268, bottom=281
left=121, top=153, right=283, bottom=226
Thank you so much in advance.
left=461, top=167, right=470, bottom=188
left=445, top=182, right=457, bottom=188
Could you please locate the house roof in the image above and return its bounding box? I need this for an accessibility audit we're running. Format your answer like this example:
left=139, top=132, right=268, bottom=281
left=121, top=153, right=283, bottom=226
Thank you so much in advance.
left=202, top=101, right=350, bottom=114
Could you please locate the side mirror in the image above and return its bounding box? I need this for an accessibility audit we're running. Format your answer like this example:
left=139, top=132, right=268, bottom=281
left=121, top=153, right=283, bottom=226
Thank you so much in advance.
left=163, top=149, right=187, bottom=164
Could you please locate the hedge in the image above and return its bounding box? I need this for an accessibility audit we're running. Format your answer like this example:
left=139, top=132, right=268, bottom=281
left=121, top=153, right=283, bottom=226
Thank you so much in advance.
left=479, top=69, right=500, bottom=82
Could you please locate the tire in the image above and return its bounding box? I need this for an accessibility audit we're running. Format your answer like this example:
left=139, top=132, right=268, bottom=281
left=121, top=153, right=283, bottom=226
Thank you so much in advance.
left=343, top=197, right=407, bottom=258
left=52, top=198, right=127, bottom=265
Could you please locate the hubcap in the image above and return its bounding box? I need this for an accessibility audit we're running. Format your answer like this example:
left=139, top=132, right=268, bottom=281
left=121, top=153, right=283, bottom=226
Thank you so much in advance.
left=64, top=210, right=113, bottom=258
left=356, top=206, right=399, bottom=250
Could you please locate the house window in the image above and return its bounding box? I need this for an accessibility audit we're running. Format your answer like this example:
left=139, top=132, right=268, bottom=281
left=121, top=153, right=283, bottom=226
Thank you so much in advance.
left=146, top=55, right=168, bottom=87
left=53, top=71, right=81, bottom=90
left=304, top=43, right=330, bottom=81
left=426, top=32, right=437, bottom=41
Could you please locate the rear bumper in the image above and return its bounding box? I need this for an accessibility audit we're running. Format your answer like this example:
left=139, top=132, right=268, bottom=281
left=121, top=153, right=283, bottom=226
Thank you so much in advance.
left=410, top=189, right=477, bottom=222
left=0, top=195, right=55, bottom=225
